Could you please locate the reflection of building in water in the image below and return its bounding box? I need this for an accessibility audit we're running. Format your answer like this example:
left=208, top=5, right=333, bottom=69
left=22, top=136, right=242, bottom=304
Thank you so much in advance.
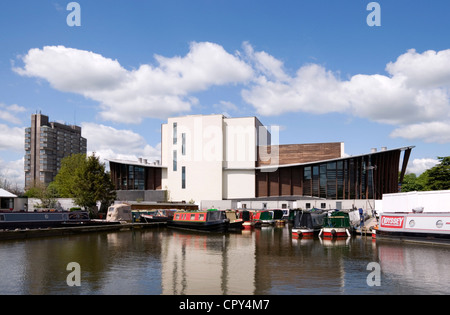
left=161, top=232, right=256, bottom=295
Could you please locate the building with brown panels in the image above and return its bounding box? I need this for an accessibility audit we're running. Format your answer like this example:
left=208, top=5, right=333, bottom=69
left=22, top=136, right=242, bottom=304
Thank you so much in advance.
left=256, top=146, right=413, bottom=200
left=108, top=114, right=413, bottom=204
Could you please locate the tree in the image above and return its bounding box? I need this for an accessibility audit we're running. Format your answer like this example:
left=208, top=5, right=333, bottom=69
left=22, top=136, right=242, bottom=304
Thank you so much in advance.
left=72, top=154, right=116, bottom=215
left=426, top=156, right=450, bottom=190
left=24, top=182, right=58, bottom=209
left=53, top=153, right=87, bottom=197
left=400, top=173, right=424, bottom=192
left=400, top=156, right=450, bottom=192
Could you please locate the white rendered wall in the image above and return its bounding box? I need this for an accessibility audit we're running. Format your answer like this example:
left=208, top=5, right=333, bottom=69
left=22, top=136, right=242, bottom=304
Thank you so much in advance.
left=162, top=115, right=224, bottom=203
left=222, top=169, right=255, bottom=199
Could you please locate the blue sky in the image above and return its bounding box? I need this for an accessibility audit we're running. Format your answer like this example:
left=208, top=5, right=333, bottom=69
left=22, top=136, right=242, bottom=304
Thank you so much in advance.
left=1, top=0, right=450, bottom=187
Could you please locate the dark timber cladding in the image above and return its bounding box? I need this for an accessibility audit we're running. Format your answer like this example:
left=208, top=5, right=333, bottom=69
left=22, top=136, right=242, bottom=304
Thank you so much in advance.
left=256, top=147, right=413, bottom=200
left=109, top=161, right=162, bottom=191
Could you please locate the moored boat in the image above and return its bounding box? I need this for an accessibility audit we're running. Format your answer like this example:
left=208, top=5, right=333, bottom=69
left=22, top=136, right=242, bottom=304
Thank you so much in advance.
left=253, top=209, right=284, bottom=226
left=319, top=210, right=358, bottom=238
left=225, top=210, right=244, bottom=231
left=0, top=210, right=91, bottom=230
left=292, top=209, right=326, bottom=238
left=238, top=210, right=256, bottom=230
left=377, top=210, right=450, bottom=243
left=139, top=209, right=176, bottom=223
left=167, top=209, right=229, bottom=232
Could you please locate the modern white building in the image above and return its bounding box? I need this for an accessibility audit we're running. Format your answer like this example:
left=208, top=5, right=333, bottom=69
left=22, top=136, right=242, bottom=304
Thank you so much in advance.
left=109, top=114, right=413, bottom=212
left=160, top=114, right=272, bottom=203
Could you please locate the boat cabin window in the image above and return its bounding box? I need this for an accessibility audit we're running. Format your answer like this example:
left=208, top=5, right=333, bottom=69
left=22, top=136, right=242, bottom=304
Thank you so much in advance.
left=199, top=213, right=205, bottom=220
left=190, top=213, right=196, bottom=220
left=108, top=207, right=114, bottom=213
left=0, top=215, right=4, bottom=221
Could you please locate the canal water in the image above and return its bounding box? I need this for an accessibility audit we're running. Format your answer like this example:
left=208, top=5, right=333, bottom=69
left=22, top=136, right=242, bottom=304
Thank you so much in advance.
left=1, top=225, right=450, bottom=295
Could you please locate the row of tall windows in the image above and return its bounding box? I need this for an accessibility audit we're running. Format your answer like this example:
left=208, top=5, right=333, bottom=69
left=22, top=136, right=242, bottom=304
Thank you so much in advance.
left=116, top=165, right=145, bottom=190
left=303, top=158, right=374, bottom=199
left=173, top=122, right=186, bottom=189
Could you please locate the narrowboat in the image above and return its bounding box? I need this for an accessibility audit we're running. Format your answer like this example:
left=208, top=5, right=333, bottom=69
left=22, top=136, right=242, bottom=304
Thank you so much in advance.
left=292, top=210, right=326, bottom=238
left=319, top=210, right=358, bottom=238
left=225, top=210, right=244, bottom=231
left=0, top=210, right=91, bottom=230
left=253, top=209, right=284, bottom=226
left=238, top=210, right=256, bottom=230
left=376, top=209, right=450, bottom=243
left=167, top=209, right=229, bottom=232
left=139, top=209, right=176, bottom=223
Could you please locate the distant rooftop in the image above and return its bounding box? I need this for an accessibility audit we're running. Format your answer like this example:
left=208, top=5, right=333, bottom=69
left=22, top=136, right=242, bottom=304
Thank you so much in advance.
left=0, top=189, right=17, bottom=198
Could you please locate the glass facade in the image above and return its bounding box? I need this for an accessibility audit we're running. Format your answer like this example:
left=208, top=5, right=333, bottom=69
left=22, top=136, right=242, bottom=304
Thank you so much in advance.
left=301, top=158, right=375, bottom=199
left=255, top=150, right=404, bottom=200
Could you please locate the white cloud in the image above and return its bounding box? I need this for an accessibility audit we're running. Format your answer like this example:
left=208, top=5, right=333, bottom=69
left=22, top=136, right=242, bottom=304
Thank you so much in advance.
left=0, top=103, right=26, bottom=125
left=390, top=122, right=450, bottom=144
left=0, top=157, right=25, bottom=189
left=14, top=42, right=450, bottom=144
left=81, top=122, right=161, bottom=164
left=14, top=42, right=253, bottom=123
left=0, top=124, right=24, bottom=152
left=407, top=158, right=440, bottom=175
left=242, top=46, right=450, bottom=143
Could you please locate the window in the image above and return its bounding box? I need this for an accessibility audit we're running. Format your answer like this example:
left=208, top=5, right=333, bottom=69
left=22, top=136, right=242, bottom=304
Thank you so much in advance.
left=182, top=166, right=186, bottom=189
left=182, top=133, right=186, bottom=155
left=321, top=203, right=326, bottom=209
left=173, top=122, right=177, bottom=145
left=173, top=150, right=177, bottom=171
left=305, top=203, right=311, bottom=209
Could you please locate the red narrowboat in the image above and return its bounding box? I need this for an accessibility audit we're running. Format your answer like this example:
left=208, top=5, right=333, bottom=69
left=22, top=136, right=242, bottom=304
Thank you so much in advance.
left=168, top=209, right=229, bottom=232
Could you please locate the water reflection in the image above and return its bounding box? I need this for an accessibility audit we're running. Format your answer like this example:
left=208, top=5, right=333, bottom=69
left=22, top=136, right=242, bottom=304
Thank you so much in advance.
left=1, top=226, right=450, bottom=295
left=161, top=229, right=256, bottom=295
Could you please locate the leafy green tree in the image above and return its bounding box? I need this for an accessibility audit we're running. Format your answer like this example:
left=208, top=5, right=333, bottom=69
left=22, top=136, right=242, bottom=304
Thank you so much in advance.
left=72, top=154, right=116, bottom=215
left=401, top=156, right=450, bottom=192
left=53, top=153, right=87, bottom=197
left=24, top=182, right=58, bottom=208
left=400, top=173, right=424, bottom=192
left=426, top=156, right=450, bottom=190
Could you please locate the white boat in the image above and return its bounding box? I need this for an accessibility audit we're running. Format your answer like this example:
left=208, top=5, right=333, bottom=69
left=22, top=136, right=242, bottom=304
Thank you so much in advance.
left=377, top=210, right=450, bottom=242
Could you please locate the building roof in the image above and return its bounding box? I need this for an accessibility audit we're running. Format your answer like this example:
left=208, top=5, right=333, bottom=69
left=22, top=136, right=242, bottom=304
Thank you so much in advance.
left=107, top=158, right=167, bottom=168
left=254, top=145, right=415, bottom=170
left=0, top=188, right=17, bottom=198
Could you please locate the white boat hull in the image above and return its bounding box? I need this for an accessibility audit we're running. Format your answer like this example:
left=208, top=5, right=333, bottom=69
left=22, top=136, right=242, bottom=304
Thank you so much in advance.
left=377, top=212, right=450, bottom=241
